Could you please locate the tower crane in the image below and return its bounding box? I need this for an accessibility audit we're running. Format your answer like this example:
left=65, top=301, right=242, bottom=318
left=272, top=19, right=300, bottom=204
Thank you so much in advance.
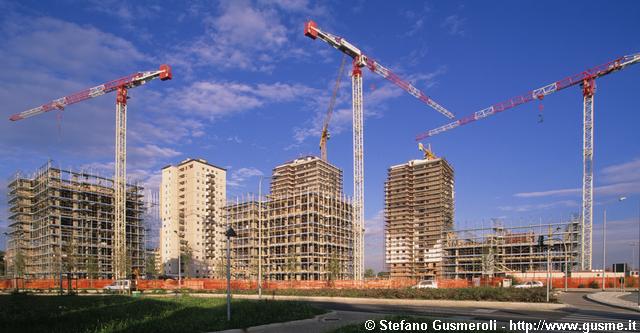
left=416, top=52, right=640, bottom=270
left=305, top=21, right=454, bottom=280
left=319, top=54, right=347, bottom=162
left=9, top=65, right=172, bottom=279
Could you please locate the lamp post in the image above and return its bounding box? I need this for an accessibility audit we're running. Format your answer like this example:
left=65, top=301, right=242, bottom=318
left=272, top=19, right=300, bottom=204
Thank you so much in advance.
left=602, top=208, right=607, bottom=291
left=173, top=230, right=181, bottom=289
left=225, top=226, right=237, bottom=321
left=602, top=197, right=627, bottom=291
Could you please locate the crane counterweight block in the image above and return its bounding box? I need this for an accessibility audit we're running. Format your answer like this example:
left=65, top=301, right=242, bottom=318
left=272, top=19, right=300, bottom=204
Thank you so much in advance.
left=304, top=20, right=318, bottom=39
left=159, top=64, right=172, bottom=81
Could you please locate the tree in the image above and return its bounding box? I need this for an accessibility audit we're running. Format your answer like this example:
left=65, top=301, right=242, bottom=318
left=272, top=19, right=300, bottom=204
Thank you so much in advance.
left=62, top=234, right=77, bottom=276
left=285, top=251, right=298, bottom=281
left=364, top=268, right=375, bottom=279
left=13, top=246, right=26, bottom=278
left=214, top=256, right=226, bottom=279
left=0, top=250, right=5, bottom=277
left=328, top=252, right=340, bottom=284
left=145, top=251, right=158, bottom=279
left=86, top=255, right=99, bottom=286
left=181, top=242, right=193, bottom=279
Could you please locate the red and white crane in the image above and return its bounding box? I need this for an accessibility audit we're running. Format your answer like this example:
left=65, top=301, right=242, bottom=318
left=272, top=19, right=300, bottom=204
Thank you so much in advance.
left=416, top=52, right=640, bottom=270
left=10, top=65, right=172, bottom=279
left=305, top=21, right=454, bottom=279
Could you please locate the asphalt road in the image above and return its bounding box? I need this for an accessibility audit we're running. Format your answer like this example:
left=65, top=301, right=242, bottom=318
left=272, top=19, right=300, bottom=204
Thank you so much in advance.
left=302, top=292, right=640, bottom=332
left=621, top=291, right=639, bottom=303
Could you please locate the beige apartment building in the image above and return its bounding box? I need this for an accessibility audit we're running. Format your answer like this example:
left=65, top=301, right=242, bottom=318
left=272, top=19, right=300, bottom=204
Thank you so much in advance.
left=160, top=158, right=226, bottom=278
left=384, top=151, right=454, bottom=279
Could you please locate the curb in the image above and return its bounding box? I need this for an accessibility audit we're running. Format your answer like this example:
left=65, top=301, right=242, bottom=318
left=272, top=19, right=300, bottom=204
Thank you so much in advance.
left=585, top=292, right=640, bottom=313
left=209, top=310, right=338, bottom=333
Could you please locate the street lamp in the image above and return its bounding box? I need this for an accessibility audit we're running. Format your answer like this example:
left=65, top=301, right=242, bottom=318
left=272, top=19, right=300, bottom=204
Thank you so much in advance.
left=603, top=196, right=627, bottom=291
left=225, top=226, right=237, bottom=321
left=173, top=230, right=181, bottom=288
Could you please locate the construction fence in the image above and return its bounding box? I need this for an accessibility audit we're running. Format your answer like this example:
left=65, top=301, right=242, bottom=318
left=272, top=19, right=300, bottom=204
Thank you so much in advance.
left=0, top=277, right=637, bottom=290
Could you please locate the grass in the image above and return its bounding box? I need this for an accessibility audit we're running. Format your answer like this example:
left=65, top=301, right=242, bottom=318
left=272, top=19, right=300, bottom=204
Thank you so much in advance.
left=0, top=294, right=326, bottom=333
left=330, top=315, right=509, bottom=333
left=196, top=286, right=555, bottom=303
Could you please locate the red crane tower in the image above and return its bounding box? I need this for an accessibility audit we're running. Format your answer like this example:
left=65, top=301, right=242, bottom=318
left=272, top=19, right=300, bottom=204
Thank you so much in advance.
left=305, top=21, right=454, bottom=279
left=9, top=65, right=172, bottom=279
left=416, top=52, right=640, bottom=270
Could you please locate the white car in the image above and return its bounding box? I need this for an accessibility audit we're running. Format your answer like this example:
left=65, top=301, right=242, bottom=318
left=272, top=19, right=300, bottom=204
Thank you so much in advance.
left=412, top=280, right=438, bottom=289
left=514, top=281, right=544, bottom=289
left=104, top=279, right=133, bottom=292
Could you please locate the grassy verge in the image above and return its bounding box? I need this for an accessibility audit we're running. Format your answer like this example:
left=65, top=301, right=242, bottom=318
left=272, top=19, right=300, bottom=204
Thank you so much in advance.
left=0, top=294, right=326, bottom=333
left=331, top=315, right=509, bottom=333
left=184, top=287, right=555, bottom=303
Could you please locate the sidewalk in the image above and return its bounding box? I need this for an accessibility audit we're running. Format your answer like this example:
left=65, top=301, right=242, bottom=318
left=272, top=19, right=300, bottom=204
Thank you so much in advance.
left=189, top=293, right=566, bottom=312
left=586, top=292, right=640, bottom=312
left=209, top=310, right=383, bottom=333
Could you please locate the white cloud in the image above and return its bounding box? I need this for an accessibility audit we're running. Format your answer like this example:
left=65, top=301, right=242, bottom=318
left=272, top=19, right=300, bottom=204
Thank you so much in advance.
left=515, top=188, right=580, bottom=198
left=169, top=81, right=317, bottom=119
left=130, top=145, right=181, bottom=159
left=174, top=0, right=287, bottom=72
left=1, top=16, right=146, bottom=77
left=601, top=158, right=640, bottom=183
left=498, top=200, right=579, bottom=212
left=227, top=167, right=265, bottom=188
left=514, top=158, right=640, bottom=199
left=441, top=14, right=466, bottom=36
left=365, top=210, right=385, bottom=272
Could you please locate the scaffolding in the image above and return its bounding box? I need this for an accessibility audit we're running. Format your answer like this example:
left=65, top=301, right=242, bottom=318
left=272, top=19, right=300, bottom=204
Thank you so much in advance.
left=384, top=156, right=455, bottom=280
left=225, top=156, right=355, bottom=281
left=6, top=161, right=146, bottom=279
left=442, top=218, right=581, bottom=279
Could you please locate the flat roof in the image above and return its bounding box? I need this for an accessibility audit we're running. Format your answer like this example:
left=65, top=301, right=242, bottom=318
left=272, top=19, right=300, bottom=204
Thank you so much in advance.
left=162, top=158, right=226, bottom=171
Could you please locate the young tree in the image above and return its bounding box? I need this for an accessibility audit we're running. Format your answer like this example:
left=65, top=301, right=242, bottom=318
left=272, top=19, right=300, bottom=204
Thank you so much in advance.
left=328, top=252, right=340, bottom=284
left=13, top=247, right=26, bottom=278
left=215, top=256, right=226, bottom=279
left=181, top=242, right=193, bottom=279
left=285, top=251, right=298, bottom=281
left=364, top=268, right=375, bottom=279
left=145, top=251, right=158, bottom=279
left=86, top=255, right=99, bottom=287
left=0, top=250, right=5, bottom=277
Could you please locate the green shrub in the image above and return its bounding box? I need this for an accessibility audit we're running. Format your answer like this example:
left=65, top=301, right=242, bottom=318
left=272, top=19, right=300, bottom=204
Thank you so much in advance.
left=589, top=280, right=599, bottom=289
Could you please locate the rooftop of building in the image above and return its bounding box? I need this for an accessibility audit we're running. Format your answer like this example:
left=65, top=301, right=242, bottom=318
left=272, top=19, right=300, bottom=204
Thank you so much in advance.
left=162, top=158, right=226, bottom=171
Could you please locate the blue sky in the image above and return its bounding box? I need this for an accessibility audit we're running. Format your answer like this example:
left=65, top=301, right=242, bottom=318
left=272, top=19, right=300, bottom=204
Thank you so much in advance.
left=0, top=1, right=638, bottom=272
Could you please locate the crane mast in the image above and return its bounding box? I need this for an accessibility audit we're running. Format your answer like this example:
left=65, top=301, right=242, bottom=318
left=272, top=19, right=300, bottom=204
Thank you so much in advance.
left=10, top=65, right=172, bottom=279
left=305, top=20, right=453, bottom=280
left=416, top=52, right=640, bottom=270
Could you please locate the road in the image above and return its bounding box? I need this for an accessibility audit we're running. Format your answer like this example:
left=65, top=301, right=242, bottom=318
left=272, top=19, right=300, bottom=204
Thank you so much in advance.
left=621, top=291, right=639, bottom=304
left=300, top=292, right=640, bottom=332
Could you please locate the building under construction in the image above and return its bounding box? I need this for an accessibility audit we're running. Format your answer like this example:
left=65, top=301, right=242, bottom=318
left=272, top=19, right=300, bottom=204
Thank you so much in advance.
left=443, top=218, right=581, bottom=279
left=226, top=156, right=354, bottom=281
left=384, top=148, right=455, bottom=279
left=6, top=161, right=146, bottom=279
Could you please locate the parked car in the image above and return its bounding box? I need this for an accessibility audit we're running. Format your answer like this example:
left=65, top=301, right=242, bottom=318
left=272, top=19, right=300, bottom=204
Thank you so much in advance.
left=412, top=280, right=438, bottom=289
left=104, top=279, right=135, bottom=292
left=514, top=281, right=544, bottom=288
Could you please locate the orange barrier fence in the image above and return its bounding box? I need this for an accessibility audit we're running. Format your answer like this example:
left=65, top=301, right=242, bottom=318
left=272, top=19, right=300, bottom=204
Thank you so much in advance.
left=0, top=277, right=636, bottom=290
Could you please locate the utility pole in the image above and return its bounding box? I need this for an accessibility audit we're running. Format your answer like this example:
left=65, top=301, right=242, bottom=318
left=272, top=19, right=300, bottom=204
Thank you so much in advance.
left=225, top=227, right=237, bottom=321
left=173, top=230, right=181, bottom=288
left=602, top=209, right=607, bottom=291
left=546, top=226, right=551, bottom=303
